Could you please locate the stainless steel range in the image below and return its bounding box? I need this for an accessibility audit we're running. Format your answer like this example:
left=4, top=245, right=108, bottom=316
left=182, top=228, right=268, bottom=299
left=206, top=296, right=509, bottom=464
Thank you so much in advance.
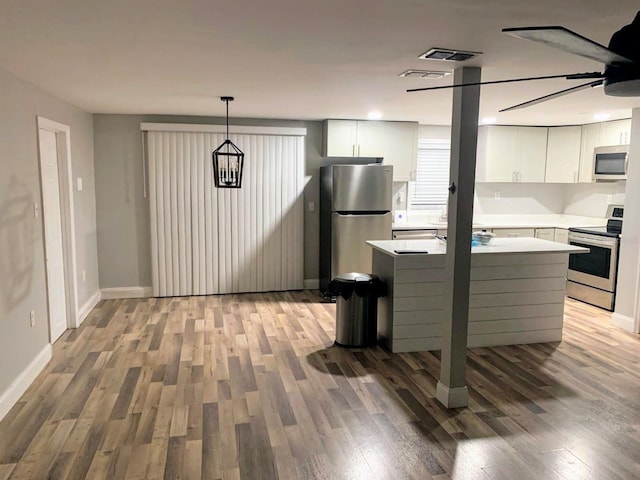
left=566, top=205, right=623, bottom=311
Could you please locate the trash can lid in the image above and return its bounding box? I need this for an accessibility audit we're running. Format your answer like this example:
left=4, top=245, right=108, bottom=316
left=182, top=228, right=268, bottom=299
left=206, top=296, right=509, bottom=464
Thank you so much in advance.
left=333, top=272, right=378, bottom=283
left=327, top=273, right=383, bottom=300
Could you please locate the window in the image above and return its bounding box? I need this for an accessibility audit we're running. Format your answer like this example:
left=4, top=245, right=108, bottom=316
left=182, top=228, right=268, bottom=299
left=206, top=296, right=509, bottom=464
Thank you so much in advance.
left=409, top=139, right=450, bottom=210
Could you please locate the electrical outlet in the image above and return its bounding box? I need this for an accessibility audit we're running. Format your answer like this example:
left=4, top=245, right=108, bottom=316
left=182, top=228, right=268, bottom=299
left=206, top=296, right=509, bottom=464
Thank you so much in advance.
left=30, top=310, right=35, bottom=327
left=33, top=202, right=39, bottom=218
left=308, top=201, right=315, bottom=212
left=77, top=177, right=84, bottom=192
left=494, top=191, right=501, bottom=200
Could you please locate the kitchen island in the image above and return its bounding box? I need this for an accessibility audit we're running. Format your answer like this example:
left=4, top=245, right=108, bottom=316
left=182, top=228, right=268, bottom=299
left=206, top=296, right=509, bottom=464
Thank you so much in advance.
left=367, top=238, right=588, bottom=352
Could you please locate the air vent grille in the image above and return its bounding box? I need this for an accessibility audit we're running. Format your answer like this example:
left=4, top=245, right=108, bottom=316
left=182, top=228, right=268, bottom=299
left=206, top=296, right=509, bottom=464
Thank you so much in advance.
left=398, top=69, right=451, bottom=79
left=419, top=48, right=482, bottom=62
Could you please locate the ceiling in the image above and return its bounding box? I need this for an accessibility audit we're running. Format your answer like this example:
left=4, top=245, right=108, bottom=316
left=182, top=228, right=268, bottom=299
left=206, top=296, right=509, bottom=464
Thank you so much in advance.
left=1, top=0, right=640, bottom=125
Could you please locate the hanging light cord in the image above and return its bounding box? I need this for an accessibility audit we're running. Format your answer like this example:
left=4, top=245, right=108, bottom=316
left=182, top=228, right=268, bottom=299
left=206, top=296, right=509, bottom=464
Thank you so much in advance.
left=225, top=98, right=230, bottom=141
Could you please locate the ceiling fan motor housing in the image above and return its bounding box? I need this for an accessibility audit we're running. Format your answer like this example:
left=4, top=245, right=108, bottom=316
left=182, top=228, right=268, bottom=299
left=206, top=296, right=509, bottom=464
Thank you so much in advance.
left=604, top=11, right=640, bottom=97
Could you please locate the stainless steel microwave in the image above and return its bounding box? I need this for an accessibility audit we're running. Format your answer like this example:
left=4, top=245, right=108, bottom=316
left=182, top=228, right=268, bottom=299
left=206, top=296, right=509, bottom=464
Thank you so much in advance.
left=593, top=145, right=629, bottom=181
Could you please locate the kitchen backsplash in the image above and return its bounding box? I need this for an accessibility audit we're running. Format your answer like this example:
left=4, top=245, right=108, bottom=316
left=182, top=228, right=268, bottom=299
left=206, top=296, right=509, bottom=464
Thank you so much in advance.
left=398, top=181, right=626, bottom=219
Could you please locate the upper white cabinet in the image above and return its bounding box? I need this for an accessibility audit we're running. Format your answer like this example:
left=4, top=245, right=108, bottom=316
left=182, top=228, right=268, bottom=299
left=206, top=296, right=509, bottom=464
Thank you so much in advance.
left=477, top=126, right=547, bottom=183
left=545, top=126, right=582, bottom=183
left=577, top=119, right=631, bottom=183
left=599, top=119, right=631, bottom=146
left=323, top=120, right=419, bottom=181
left=578, top=123, right=600, bottom=183
left=323, top=120, right=358, bottom=157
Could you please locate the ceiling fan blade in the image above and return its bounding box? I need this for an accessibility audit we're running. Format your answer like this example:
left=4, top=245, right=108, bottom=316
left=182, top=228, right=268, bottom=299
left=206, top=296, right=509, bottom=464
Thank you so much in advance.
left=406, top=71, right=602, bottom=93
left=499, top=79, right=604, bottom=112
left=503, top=26, right=635, bottom=65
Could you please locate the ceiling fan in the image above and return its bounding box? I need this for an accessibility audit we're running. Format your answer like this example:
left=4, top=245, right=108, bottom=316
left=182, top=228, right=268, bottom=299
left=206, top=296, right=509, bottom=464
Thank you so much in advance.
left=407, top=11, right=640, bottom=112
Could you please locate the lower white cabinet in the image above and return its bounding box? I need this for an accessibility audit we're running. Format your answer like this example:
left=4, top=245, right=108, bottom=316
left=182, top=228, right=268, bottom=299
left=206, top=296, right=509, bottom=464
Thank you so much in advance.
left=492, top=228, right=536, bottom=238
left=535, top=228, right=555, bottom=241
left=554, top=228, right=569, bottom=244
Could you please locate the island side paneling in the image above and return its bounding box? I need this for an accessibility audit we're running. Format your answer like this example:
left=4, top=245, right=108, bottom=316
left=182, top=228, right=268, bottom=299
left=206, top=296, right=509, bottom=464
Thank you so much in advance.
left=374, top=251, right=569, bottom=352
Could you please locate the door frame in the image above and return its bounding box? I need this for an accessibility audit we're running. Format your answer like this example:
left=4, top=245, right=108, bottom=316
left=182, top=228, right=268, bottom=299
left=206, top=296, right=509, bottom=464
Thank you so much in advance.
left=36, top=116, right=80, bottom=337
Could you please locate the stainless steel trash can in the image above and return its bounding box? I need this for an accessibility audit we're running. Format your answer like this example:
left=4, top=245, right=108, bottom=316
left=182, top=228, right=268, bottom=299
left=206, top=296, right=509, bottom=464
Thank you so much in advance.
left=327, top=273, right=383, bottom=347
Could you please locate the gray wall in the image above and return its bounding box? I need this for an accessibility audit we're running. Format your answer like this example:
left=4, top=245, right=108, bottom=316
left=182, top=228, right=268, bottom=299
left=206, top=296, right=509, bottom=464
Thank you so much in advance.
left=93, top=114, right=325, bottom=289
left=0, top=66, right=98, bottom=396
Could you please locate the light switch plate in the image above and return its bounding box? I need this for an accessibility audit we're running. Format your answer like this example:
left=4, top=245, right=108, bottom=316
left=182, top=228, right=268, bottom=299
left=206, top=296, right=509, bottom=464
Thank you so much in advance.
left=77, top=177, right=83, bottom=191
left=308, top=201, right=315, bottom=212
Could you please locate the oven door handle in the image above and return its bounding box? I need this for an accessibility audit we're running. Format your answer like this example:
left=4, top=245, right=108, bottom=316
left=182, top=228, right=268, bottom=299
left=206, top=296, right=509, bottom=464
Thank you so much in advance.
left=569, top=236, right=617, bottom=248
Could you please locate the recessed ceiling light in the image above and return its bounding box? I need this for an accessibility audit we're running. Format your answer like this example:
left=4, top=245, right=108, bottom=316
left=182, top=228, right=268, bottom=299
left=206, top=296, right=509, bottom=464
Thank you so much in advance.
left=398, top=69, right=451, bottom=79
left=368, top=111, right=383, bottom=120
left=594, top=113, right=611, bottom=121
left=481, top=117, right=497, bottom=125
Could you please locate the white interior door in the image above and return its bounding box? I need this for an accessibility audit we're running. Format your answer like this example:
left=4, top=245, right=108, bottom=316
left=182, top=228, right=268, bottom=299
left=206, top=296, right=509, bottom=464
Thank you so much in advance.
left=38, top=128, right=67, bottom=342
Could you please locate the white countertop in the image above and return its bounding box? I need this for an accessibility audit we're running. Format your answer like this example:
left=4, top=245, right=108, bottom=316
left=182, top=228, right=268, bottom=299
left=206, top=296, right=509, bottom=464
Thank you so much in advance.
left=367, top=237, right=589, bottom=257
left=392, top=214, right=607, bottom=231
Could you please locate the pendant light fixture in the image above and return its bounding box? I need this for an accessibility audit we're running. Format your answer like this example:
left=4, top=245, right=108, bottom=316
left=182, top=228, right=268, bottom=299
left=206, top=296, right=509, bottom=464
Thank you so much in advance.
left=212, top=96, right=244, bottom=188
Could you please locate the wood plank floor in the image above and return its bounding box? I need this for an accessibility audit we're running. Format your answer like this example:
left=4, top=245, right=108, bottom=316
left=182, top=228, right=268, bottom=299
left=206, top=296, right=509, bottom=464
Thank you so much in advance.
left=1, top=292, right=640, bottom=479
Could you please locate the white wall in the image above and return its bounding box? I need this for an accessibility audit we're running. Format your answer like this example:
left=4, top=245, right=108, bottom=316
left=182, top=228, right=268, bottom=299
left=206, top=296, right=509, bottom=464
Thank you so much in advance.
left=474, top=183, right=565, bottom=215
left=0, top=66, right=97, bottom=406
left=563, top=182, right=625, bottom=217
left=614, top=108, right=640, bottom=331
left=94, top=114, right=324, bottom=289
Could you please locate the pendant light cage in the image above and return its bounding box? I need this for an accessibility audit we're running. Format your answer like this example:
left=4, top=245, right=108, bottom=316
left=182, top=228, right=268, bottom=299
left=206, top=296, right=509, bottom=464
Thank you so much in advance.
left=213, top=96, right=245, bottom=188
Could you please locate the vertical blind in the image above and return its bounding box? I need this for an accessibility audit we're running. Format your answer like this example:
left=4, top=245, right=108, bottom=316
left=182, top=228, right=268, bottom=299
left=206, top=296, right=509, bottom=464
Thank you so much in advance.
left=410, top=139, right=451, bottom=209
left=146, top=128, right=305, bottom=297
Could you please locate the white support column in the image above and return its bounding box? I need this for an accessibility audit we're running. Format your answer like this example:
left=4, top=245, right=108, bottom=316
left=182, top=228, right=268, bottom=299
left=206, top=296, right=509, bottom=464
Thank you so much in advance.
left=613, top=108, right=640, bottom=333
left=437, top=67, right=481, bottom=409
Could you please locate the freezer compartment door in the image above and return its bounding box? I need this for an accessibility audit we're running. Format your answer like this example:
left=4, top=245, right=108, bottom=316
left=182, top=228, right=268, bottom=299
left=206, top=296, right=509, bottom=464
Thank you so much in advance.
left=332, top=212, right=392, bottom=277
left=332, top=165, right=392, bottom=212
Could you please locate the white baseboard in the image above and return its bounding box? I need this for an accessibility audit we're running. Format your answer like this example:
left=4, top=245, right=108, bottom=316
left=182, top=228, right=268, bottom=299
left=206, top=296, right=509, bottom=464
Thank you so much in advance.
left=100, top=286, right=153, bottom=300
left=303, top=279, right=319, bottom=290
left=611, top=312, right=635, bottom=332
left=436, top=382, right=469, bottom=409
left=77, top=290, right=101, bottom=326
left=0, top=344, right=52, bottom=421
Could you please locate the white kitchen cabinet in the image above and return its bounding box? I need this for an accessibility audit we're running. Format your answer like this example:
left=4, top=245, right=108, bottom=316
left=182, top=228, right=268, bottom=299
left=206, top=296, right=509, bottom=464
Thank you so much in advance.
left=492, top=227, right=536, bottom=238
left=600, top=119, right=631, bottom=146
left=519, top=127, right=548, bottom=182
left=323, top=120, right=357, bottom=157
left=545, top=126, right=582, bottom=183
left=554, top=228, right=569, bottom=244
left=578, top=123, right=600, bottom=183
left=323, top=120, right=419, bottom=181
left=476, top=126, right=547, bottom=183
left=535, top=228, right=555, bottom=241
left=384, top=122, right=418, bottom=181
left=356, top=121, right=386, bottom=157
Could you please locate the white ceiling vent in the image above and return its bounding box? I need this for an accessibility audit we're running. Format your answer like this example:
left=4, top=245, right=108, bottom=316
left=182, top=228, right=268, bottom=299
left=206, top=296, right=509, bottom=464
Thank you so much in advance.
left=418, top=48, right=482, bottom=62
left=398, top=69, right=451, bottom=79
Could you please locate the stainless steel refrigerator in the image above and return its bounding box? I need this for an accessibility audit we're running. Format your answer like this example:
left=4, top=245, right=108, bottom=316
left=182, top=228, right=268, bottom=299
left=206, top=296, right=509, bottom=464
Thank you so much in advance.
left=319, top=164, right=393, bottom=292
